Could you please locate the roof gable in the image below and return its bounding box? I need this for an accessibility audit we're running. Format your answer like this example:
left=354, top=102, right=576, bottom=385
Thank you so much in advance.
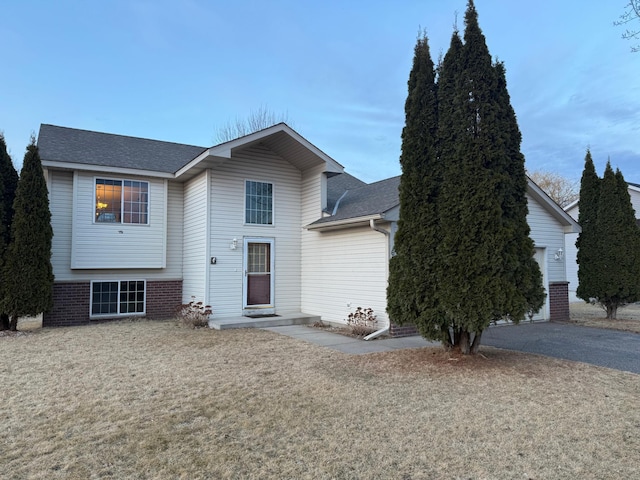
left=175, top=123, right=344, bottom=180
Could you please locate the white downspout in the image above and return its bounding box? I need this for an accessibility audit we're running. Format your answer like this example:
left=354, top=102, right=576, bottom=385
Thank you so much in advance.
left=364, top=219, right=390, bottom=341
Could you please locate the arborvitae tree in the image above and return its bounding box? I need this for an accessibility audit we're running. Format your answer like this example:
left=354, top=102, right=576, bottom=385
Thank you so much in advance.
left=590, top=163, right=640, bottom=318
left=387, top=33, right=442, bottom=339
left=391, top=0, right=543, bottom=354
left=1, top=139, right=53, bottom=331
left=493, top=62, right=545, bottom=323
left=0, top=134, right=19, bottom=331
left=576, top=150, right=601, bottom=303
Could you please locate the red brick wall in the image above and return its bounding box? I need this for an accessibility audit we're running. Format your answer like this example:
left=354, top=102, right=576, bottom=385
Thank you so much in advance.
left=146, top=280, right=182, bottom=319
left=43, top=280, right=183, bottom=327
left=389, top=323, right=418, bottom=337
left=43, top=283, right=91, bottom=327
left=549, top=281, right=570, bottom=322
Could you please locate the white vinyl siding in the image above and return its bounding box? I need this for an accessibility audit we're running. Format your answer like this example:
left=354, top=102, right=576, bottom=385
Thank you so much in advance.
left=527, top=192, right=567, bottom=284
left=182, top=171, right=209, bottom=304
left=71, top=172, right=167, bottom=269
left=207, top=145, right=302, bottom=317
left=49, top=170, right=74, bottom=278
left=527, top=192, right=568, bottom=317
left=301, top=225, right=390, bottom=327
left=48, top=170, right=182, bottom=282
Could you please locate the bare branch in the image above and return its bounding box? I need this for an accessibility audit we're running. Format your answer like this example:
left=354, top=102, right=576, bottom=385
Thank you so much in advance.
left=614, top=1, right=640, bottom=51
left=214, top=105, right=291, bottom=143
left=528, top=170, right=579, bottom=208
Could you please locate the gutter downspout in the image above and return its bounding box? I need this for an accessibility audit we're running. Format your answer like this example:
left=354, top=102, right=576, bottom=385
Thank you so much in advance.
left=364, top=219, right=390, bottom=341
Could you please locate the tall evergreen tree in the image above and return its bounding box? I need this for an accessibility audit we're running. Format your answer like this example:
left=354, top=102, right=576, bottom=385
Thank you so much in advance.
left=388, top=0, right=543, bottom=354
left=0, top=134, right=19, bottom=331
left=436, top=0, right=542, bottom=354
left=493, top=62, right=545, bottom=322
left=1, top=139, right=53, bottom=331
left=387, top=33, right=442, bottom=340
left=576, top=150, right=600, bottom=303
left=590, top=163, right=639, bottom=318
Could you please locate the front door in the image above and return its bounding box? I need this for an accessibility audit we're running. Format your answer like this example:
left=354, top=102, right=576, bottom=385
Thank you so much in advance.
left=243, top=238, right=275, bottom=315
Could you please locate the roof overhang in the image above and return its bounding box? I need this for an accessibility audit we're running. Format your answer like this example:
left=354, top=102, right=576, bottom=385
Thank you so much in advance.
left=40, top=160, right=174, bottom=179
left=527, top=178, right=581, bottom=234
left=175, top=123, right=344, bottom=181
left=305, top=214, right=388, bottom=232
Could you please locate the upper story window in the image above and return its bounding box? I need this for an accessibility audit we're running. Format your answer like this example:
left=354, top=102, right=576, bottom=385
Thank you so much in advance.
left=245, top=180, right=273, bottom=225
left=95, top=178, right=149, bottom=224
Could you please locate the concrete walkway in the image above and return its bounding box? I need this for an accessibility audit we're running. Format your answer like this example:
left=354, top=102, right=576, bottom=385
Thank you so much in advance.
left=262, top=325, right=439, bottom=354
left=264, top=323, right=640, bottom=374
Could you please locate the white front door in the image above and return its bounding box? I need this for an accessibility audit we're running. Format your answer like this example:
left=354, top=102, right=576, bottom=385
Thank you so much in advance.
left=243, top=238, right=275, bottom=315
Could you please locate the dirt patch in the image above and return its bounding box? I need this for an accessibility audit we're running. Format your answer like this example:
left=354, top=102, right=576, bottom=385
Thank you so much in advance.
left=309, top=321, right=384, bottom=339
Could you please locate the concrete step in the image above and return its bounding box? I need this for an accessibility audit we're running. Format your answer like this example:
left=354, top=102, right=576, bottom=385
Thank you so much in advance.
left=208, top=312, right=321, bottom=330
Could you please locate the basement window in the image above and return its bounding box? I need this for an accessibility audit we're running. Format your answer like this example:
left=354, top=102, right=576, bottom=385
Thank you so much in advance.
left=91, top=280, right=146, bottom=317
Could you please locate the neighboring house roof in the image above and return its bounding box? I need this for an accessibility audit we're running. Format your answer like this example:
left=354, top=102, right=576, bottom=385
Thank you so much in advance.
left=38, top=123, right=344, bottom=181
left=309, top=175, right=581, bottom=234
left=38, top=124, right=207, bottom=174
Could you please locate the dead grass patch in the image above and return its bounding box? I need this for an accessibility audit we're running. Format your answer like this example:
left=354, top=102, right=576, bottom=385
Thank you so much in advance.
left=570, top=302, right=640, bottom=333
left=2, top=320, right=639, bottom=479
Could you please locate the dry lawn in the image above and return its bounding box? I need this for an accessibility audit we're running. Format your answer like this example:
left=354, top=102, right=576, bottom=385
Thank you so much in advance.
left=2, top=320, right=639, bottom=479
left=570, top=301, right=640, bottom=333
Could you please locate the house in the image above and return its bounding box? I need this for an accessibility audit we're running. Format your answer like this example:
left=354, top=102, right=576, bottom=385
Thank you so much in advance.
left=38, top=123, right=580, bottom=334
left=564, top=182, right=640, bottom=302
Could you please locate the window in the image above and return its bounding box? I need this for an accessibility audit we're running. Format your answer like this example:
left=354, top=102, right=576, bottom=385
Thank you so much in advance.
left=95, top=179, right=149, bottom=224
left=245, top=180, right=273, bottom=225
left=91, top=280, right=146, bottom=317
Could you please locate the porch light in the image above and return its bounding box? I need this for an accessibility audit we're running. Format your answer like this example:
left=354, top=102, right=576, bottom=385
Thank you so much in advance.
left=230, top=238, right=238, bottom=250
left=554, top=248, right=564, bottom=261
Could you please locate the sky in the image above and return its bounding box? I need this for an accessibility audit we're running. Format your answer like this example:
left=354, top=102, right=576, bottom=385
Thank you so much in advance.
left=2, top=0, right=639, bottom=184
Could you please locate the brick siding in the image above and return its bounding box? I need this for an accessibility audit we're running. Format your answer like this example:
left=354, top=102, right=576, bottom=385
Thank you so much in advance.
left=146, top=280, right=182, bottom=319
left=548, top=281, right=570, bottom=322
left=389, top=323, right=418, bottom=337
left=43, top=280, right=183, bottom=327
left=43, top=283, right=91, bottom=327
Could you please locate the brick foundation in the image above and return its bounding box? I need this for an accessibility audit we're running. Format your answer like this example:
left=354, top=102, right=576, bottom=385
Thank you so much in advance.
left=548, top=281, right=570, bottom=322
left=389, top=323, right=418, bottom=337
left=43, top=280, right=183, bottom=327
left=145, top=280, right=182, bottom=319
left=43, top=283, right=91, bottom=327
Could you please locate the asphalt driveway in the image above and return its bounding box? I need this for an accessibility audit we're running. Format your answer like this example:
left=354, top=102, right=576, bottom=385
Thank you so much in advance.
left=482, top=322, right=640, bottom=374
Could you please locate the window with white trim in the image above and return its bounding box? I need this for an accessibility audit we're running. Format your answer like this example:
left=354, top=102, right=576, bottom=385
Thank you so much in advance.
left=245, top=180, right=273, bottom=225
left=95, top=179, right=149, bottom=224
left=91, top=280, right=146, bottom=317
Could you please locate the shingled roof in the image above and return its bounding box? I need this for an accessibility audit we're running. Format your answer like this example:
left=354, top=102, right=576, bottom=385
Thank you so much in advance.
left=37, top=124, right=207, bottom=173
left=310, top=175, right=401, bottom=226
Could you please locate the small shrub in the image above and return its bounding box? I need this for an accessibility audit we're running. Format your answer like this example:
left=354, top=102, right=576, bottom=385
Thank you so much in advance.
left=176, top=297, right=212, bottom=328
left=346, top=307, right=377, bottom=337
